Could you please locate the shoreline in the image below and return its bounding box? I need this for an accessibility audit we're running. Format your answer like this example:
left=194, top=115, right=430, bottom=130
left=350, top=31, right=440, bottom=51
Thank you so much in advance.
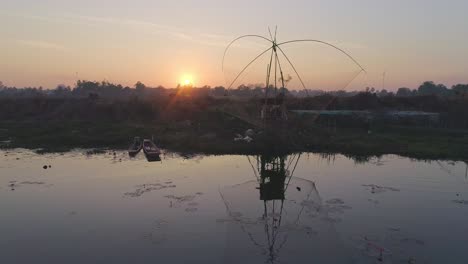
left=1, top=120, right=467, bottom=161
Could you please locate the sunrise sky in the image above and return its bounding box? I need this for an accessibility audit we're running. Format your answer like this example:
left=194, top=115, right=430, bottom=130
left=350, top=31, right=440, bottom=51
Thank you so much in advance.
left=1, top=0, right=467, bottom=90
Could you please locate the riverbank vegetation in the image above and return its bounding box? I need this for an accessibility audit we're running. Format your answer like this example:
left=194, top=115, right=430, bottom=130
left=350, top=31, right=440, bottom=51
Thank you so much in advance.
left=1, top=80, right=467, bottom=160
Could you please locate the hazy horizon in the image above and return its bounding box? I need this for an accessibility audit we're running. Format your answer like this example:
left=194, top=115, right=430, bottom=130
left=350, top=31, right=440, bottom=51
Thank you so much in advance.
left=1, top=0, right=467, bottom=91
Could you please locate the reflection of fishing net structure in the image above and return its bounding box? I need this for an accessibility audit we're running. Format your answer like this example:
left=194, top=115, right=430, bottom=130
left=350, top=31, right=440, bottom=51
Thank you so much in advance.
left=349, top=231, right=428, bottom=264
left=220, top=154, right=350, bottom=263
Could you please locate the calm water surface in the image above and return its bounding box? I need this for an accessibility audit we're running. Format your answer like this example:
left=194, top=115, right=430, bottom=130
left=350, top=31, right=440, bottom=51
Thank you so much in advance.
left=1, top=150, right=467, bottom=264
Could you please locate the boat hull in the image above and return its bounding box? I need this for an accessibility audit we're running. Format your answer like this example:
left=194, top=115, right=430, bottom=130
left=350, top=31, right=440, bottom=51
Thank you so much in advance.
left=128, top=137, right=143, bottom=157
left=142, top=139, right=161, bottom=161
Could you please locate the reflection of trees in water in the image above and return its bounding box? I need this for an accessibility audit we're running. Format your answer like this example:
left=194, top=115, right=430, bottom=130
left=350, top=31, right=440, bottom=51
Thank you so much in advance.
left=436, top=160, right=468, bottom=182
left=307, top=152, right=388, bottom=166
left=220, top=154, right=348, bottom=264
left=465, top=161, right=467, bottom=180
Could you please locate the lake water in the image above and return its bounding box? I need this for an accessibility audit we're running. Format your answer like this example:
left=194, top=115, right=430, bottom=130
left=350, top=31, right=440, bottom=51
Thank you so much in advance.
left=1, top=150, right=467, bottom=264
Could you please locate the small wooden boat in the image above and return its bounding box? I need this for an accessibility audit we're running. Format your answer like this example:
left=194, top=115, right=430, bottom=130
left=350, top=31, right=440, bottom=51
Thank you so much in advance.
left=128, top=137, right=143, bottom=157
left=143, top=139, right=161, bottom=161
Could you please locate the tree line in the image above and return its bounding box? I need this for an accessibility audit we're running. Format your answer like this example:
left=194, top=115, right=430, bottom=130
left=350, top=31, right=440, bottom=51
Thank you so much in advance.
left=0, top=80, right=467, bottom=99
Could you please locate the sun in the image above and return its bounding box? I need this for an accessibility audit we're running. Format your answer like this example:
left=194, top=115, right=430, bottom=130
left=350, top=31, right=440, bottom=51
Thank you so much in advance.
left=180, top=75, right=194, bottom=87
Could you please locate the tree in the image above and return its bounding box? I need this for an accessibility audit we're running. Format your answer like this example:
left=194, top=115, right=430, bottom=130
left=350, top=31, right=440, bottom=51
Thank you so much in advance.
left=452, top=84, right=468, bottom=97
left=0, top=81, right=4, bottom=89
left=378, top=89, right=389, bottom=97
left=418, top=81, right=448, bottom=96
left=135, top=81, right=146, bottom=92
left=396, top=87, right=412, bottom=97
left=53, top=84, right=71, bottom=96
left=365, top=87, right=376, bottom=94
left=213, top=86, right=226, bottom=96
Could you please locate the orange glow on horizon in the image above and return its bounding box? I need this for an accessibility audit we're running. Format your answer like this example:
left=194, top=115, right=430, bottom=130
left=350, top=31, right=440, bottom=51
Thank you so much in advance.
left=180, top=74, right=194, bottom=87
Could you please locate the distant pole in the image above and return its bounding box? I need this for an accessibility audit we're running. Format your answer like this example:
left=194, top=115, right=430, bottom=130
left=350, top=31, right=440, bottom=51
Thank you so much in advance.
left=382, top=71, right=386, bottom=90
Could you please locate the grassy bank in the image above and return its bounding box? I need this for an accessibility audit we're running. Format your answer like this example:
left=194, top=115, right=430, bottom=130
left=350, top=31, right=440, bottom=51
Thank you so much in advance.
left=1, top=113, right=467, bottom=161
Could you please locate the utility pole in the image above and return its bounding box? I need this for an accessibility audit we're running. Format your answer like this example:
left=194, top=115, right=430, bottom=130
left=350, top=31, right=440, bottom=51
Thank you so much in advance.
left=382, top=71, right=386, bottom=91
